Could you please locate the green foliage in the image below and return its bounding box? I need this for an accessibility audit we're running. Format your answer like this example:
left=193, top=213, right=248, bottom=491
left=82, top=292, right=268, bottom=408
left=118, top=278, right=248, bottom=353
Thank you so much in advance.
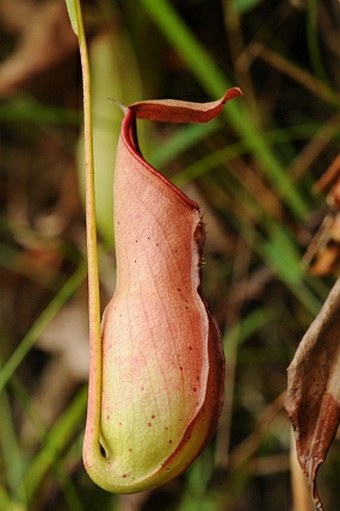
left=234, top=0, right=264, bottom=14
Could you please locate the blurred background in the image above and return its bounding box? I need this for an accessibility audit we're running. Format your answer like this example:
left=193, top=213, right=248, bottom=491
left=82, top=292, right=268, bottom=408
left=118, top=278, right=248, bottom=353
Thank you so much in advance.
left=0, top=0, right=339, bottom=510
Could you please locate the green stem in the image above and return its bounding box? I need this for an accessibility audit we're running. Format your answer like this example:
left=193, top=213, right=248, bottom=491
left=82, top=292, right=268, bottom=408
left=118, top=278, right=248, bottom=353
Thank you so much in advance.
left=72, top=0, right=102, bottom=433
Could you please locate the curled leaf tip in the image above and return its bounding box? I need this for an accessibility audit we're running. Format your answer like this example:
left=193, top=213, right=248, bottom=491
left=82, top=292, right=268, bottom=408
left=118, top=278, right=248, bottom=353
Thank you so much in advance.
left=83, top=89, right=241, bottom=493
left=129, top=86, right=242, bottom=124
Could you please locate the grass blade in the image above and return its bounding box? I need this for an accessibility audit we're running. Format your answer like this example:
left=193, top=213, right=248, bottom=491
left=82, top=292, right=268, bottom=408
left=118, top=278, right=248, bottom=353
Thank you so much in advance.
left=0, top=262, right=86, bottom=394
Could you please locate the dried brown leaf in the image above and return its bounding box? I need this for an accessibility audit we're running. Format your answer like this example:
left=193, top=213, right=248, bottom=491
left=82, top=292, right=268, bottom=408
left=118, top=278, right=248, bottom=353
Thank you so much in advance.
left=0, top=0, right=35, bottom=33
left=0, top=0, right=77, bottom=97
left=285, top=278, right=340, bottom=510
